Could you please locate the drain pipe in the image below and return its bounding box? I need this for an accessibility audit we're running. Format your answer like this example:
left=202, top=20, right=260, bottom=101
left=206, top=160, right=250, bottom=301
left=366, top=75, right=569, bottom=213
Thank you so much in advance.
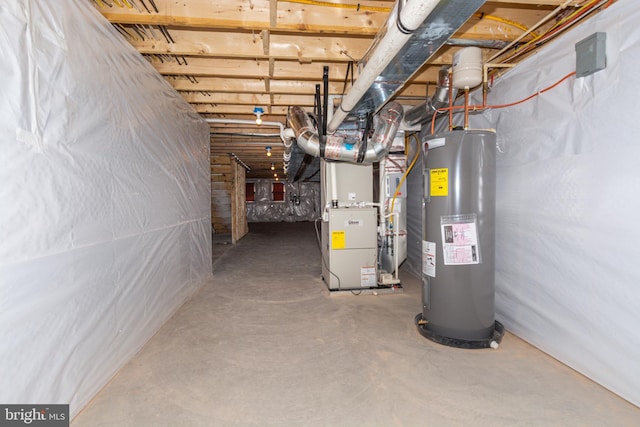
left=404, top=66, right=458, bottom=126
left=327, top=0, right=440, bottom=133
left=288, top=101, right=404, bottom=164
left=206, top=118, right=295, bottom=172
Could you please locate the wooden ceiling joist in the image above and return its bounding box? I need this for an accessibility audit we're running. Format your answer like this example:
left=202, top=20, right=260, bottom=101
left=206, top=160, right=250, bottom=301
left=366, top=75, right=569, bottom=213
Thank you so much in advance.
left=96, top=0, right=605, bottom=178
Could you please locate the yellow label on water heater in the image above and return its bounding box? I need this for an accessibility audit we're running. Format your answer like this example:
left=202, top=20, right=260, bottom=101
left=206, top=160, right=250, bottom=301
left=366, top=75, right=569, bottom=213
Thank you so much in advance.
left=430, top=168, right=449, bottom=196
left=332, top=231, right=346, bottom=249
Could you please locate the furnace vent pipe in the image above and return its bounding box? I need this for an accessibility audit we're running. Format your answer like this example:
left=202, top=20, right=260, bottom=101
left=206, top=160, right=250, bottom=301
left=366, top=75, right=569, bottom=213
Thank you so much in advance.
left=327, top=0, right=440, bottom=133
left=288, top=101, right=404, bottom=164
left=404, top=67, right=458, bottom=126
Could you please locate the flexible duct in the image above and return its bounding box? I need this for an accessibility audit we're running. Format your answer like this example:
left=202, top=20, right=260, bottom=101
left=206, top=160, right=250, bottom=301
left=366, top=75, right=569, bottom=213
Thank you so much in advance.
left=288, top=101, right=404, bottom=164
left=404, top=67, right=458, bottom=126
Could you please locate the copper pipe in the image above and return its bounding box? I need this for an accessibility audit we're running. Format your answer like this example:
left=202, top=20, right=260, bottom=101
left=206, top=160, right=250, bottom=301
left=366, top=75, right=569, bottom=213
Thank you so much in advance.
left=448, top=69, right=454, bottom=131
left=482, top=82, right=488, bottom=109
left=464, top=89, right=470, bottom=130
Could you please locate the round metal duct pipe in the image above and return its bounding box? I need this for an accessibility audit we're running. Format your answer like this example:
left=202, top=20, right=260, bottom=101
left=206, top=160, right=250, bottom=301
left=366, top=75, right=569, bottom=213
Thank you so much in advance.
left=287, top=102, right=404, bottom=164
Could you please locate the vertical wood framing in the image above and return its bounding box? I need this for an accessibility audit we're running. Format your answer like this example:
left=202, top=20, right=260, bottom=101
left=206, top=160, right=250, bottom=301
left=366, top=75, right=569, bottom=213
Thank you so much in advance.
left=232, top=161, right=248, bottom=243
left=211, top=155, right=233, bottom=235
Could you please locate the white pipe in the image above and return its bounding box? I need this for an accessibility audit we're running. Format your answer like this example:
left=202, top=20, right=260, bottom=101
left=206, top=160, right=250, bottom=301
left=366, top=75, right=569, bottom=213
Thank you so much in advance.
left=206, top=118, right=293, bottom=172
left=327, top=0, right=440, bottom=133
left=206, top=118, right=288, bottom=145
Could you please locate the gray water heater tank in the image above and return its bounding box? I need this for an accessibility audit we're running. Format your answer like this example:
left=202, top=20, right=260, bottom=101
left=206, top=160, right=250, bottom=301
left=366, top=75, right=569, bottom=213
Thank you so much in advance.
left=416, top=130, right=504, bottom=349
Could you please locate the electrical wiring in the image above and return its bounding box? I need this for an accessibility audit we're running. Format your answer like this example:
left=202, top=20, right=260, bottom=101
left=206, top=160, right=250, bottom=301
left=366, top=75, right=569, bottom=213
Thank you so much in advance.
left=486, top=71, right=577, bottom=110
left=499, top=0, right=609, bottom=64
left=429, top=71, right=577, bottom=135
left=281, top=0, right=392, bottom=13
left=283, top=0, right=537, bottom=41
left=546, top=0, right=605, bottom=36
left=487, top=0, right=575, bottom=63
left=389, top=133, right=420, bottom=220
left=473, top=13, right=539, bottom=39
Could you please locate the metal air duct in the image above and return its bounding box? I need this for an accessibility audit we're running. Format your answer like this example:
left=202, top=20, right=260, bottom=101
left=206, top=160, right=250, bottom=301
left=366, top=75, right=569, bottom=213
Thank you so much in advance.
left=328, top=0, right=486, bottom=132
left=404, top=66, right=457, bottom=126
left=288, top=101, right=404, bottom=164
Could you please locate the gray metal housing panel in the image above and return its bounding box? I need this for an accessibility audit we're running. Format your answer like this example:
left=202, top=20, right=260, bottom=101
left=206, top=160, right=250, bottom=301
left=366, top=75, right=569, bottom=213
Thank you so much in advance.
left=322, top=208, right=377, bottom=290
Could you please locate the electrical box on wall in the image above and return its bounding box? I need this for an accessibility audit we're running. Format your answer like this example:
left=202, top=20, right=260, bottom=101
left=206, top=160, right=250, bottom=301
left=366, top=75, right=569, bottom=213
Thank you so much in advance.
left=575, top=32, right=606, bottom=77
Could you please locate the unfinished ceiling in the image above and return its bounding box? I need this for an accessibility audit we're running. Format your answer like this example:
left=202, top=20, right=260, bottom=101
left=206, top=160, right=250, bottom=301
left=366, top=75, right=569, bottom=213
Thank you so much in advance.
left=94, top=0, right=608, bottom=179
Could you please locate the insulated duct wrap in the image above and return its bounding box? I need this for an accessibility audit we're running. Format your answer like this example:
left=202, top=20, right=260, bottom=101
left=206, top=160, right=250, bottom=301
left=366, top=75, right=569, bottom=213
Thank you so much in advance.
left=247, top=180, right=321, bottom=222
left=287, top=102, right=404, bottom=164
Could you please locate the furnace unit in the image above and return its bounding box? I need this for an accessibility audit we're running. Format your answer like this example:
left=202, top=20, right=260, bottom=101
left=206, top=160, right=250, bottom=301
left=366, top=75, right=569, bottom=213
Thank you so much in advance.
left=320, top=160, right=379, bottom=291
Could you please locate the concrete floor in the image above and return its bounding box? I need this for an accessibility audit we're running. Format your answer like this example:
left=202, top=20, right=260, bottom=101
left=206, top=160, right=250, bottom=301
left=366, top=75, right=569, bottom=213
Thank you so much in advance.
left=73, top=222, right=640, bottom=426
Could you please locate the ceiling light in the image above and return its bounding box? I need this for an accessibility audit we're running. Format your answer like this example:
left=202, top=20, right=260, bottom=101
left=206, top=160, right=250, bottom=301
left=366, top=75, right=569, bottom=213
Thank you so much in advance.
left=270, top=163, right=275, bottom=170
left=253, top=107, right=264, bottom=125
left=265, top=146, right=272, bottom=157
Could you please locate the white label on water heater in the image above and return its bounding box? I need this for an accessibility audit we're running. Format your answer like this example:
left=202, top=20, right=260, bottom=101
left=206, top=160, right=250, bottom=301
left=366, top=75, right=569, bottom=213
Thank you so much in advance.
left=441, top=214, right=480, bottom=265
left=422, top=241, right=436, bottom=277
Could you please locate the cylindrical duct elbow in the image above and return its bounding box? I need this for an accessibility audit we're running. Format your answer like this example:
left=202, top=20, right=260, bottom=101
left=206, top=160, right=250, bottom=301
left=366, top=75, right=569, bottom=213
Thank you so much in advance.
left=288, top=102, right=403, bottom=164
left=364, top=101, right=404, bottom=162
left=404, top=67, right=457, bottom=126
left=287, top=106, right=321, bottom=158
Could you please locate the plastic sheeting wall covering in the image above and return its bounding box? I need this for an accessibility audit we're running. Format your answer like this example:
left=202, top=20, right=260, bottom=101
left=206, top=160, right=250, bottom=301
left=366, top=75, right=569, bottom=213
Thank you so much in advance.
left=0, top=0, right=212, bottom=418
left=405, top=0, right=639, bottom=407
left=404, top=142, right=425, bottom=279
left=247, top=180, right=321, bottom=222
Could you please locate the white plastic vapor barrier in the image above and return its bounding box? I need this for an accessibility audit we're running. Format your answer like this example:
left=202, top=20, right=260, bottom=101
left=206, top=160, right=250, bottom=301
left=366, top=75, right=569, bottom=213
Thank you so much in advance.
left=247, top=180, right=321, bottom=222
left=0, top=0, right=212, bottom=418
left=462, top=0, right=639, bottom=407
left=404, top=148, right=425, bottom=279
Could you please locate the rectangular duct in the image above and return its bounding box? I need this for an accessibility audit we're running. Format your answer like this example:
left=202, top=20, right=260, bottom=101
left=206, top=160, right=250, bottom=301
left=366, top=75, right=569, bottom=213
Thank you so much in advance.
left=345, top=0, right=486, bottom=122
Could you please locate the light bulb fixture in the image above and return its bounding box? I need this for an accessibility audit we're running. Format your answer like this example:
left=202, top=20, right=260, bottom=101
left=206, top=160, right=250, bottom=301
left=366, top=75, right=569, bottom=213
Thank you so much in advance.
left=253, top=107, right=264, bottom=125
left=270, top=163, right=275, bottom=170
left=274, top=173, right=278, bottom=177
left=275, top=177, right=279, bottom=181
left=265, top=146, right=272, bottom=157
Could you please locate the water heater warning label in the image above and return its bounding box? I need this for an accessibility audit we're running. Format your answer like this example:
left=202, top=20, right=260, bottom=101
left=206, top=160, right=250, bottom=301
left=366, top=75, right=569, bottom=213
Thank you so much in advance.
left=422, top=241, right=436, bottom=277
left=430, top=168, right=448, bottom=196
left=331, top=231, right=346, bottom=249
left=441, top=214, right=480, bottom=265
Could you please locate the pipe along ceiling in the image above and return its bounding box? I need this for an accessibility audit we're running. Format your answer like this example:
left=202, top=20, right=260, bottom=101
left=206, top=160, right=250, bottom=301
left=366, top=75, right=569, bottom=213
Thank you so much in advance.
left=287, top=0, right=486, bottom=166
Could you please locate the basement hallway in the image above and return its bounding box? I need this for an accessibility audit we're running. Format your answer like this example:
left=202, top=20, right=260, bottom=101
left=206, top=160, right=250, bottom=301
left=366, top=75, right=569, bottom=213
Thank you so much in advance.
left=72, top=222, right=640, bottom=426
